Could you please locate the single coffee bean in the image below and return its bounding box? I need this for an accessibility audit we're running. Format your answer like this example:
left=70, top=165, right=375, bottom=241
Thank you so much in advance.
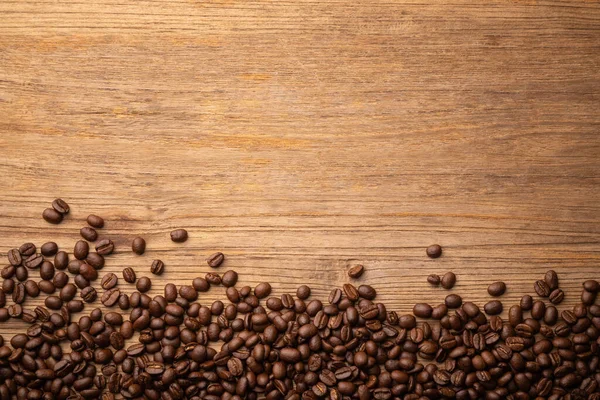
left=15, top=266, right=28, bottom=281
left=79, top=263, right=98, bottom=281
left=53, top=271, right=68, bottom=288
left=544, top=270, right=559, bottom=291
left=441, top=272, right=456, bottom=289
left=358, top=284, right=376, bottom=300
left=583, top=280, right=599, bottom=293
left=487, top=282, right=506, bottom=297
left=122, top=268, right=136, bottom=284
left=43, top=208, right=63, bottom=224
left=413, top=303, right=433, bottom=318
left=54, top=251, right=69, bottom=270
left=7, top=248, right=22, bottom=266
left=101, top=273, right=118, bottom=290
left=170, top=229, right=188, bottom=243
left=86, top=252, right=105, bottom=269
left=222, top=270, right=238, bottom=287
left=24, top=253, right=44, bottom=269
left=549, top=288, right=565, bottom=305
left=80, top=227, right=98, bottom=242
left=426, top=244, right=442, bottom=258
left=74, top=240, right=90, bottom=260
left=19, top=243, right=36, bottom=256
left=87, top=214, right=104, bottom=228
left=150, top=259, right=164, bottom=275
left=445, top=294, right=462, bottom=309
left=136, top=277, right=151, bottom=293
left=534, top=280, right=551, bottom=297
left=348, top=265, right=365, bottom=279
left=131, top=237, right=146, bottom=255
left=484, top=300, right=503, bottom=315
left=0, top=266, right=14, bottom=279
left=39, top=261, right=55, bottom=280
left=254, top=282, right=272, bottom=298
left=206, top=252, right=224, bottom=268
left=427, top=274, right=441, bottom=285
left=179, top=285, right=198, bottom=301
left=95, top=239, right=115, bottom=255
left=101, top=289, right=120, bottom=307
left=40, top=242, right=59, bottom=257
left=520, top=294, right=533, bottom=311
left=52, top=198, right=70, bottom=214
left=81, top=286, right=97, bottom=303
left=508, top=305, right=523, bottom=327
left=297, top=285, right=311, bottom=300
left=12, top=283, right=25, bottom=304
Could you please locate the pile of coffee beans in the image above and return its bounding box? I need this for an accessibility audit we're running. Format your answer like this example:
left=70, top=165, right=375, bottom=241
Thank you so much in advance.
left=0, top=199, right=598, bottom=400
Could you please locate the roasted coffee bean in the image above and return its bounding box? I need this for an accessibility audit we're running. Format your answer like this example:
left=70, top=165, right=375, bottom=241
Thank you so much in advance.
left=445, top=294, right=462, bottom=309
left=19, top=242, right=36, bottom=256
left=413, top=303, right=433, bottom=318
left=427, top=274, right=441, bottom=285
left=8, top=248, right=22, bottom=266
left=81, top=286, right=97, bottom=303
left=484, top=300, right=503, bottom=315
left=136, top=277, right=151, bottom=293
left=43, top=208, right=63, bottom=224
left=86, top=252, right=105, bottom=269
left=101, top=289, right=120, bottom=307
left=441, top=272, right=456, bottom=289
left=54, top=251, right=69, bottom=270
left=41, top=242, right=59, bottom=257
left=101, top=273, right=118, bottom=290
left=358, top=284, right=376, bottom=300
left=122, top=267, right=136, bottom=283
left=426, top=244, right=442, bottom=258
left=545, top=270, right=559, bottom=291
left=520, top=295, right=533, bottom=311
left=487, top=281, right=506, bottom=297
left=74, top=240, right=90, bottom=260
left=222, top=270, right=238, bottom=287
left=25, top=253, right=44, bottom=269
left=87, top=214, right=104, bottom=228
left=96, top=239, right=115, bottom=255
left=549, top=288, right=564, bottom=305
left=15, top=265, right=28, bottom=281
left=79, top=262, right=98, bottom=281
left=81, top=227, right=98, bottom=242
left=170, top=229, right=188, bottom=243
left=206, top=252, right=224, bottom=268
left=534, top=280, right=551, bottom=297
left=150, top=259, right=164, bottom=275
left=39, top=261, right=55, bottom=280
left=12, top=283, right=25, bottom=304
left=254, top=282, right=271, bottom=298
left=128, top=237, right=146, bottom=255
left=52, top=198, right=70, bottom=214
left=348, top=264, right=365, bottom=279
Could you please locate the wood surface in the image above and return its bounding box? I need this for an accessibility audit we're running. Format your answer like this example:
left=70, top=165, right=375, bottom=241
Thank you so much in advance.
left=0, top=0, right=599, bottom=340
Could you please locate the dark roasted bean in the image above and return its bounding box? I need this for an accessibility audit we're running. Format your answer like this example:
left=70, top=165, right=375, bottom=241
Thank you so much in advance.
left=170, top=229, right=188, bottom=243
left=426, top=244, right=442, bottom=258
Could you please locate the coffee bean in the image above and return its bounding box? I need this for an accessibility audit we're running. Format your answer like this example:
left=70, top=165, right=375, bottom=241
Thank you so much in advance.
left=358, top=284, right=376, bottom=300
left=101, top=273, right=118, bottom=290
left=487, top=281, right=506, bottom=297
left=222, top=270, right=238, bottom=287
left=40, top=242, right=58, bottom=257
left=24, top=253, right=44, bottom=269
left=136, top=277, right=151, bottom=293
left=426, top=244, right=442, bottom=258
left=520, top=294, right=533, bottom=311
left=206, top=252, right=224, bottom=268
left=52, top=198, right=70, bottom=214
left=534, top=280, right=551, bottom=297
left=74, top=240, right=90, bottom=260
left=79, top=263, right=98, bottom=281
left=484, top=300, right=503, bottom=315
left=427, top=274, right=441, bottom=285
left=147, top=259, right=165, bottom=276
left=254, top=282, right=271, bottom=299
left=53, top=271, right=68, bottom=288
left=441, top=272, right=456, bottom=289
left=81, top=286, right=97, bottom=303
left=19, top=242, right=36, bottom=256
left=54, top=251, right=69, bottom=270
left=87, top=214, right=104, bottom=228
left=131, top=237, right=146, bottom=255
left=413, top=303, right=433, bottom=318
left=544, top=270, right=559, bottom=291
left=43, top=208, right=63, bottom=224
left=95, top=239, right=114, bottom=255
left=549, top=288, right=564, bottom=305
left=445, top=294, right=462, bottom=309
left=348, top=265, right=364, bottom=279
left=80, top=227, right=98, bottom=242
left=583, top=280, right=599, bottom=293
left=101, top=288, right=120, bottom=307
left=170, top=229, right=188, bottom=243
left=122, top=267, right=136, bottom=283
left=12, top=283, right=25, bottom=304
left=7, top=248, right=22, bottom=266
left=15, top=265, right=28, bottom=281
left=297, top=285, right=311, bottom=300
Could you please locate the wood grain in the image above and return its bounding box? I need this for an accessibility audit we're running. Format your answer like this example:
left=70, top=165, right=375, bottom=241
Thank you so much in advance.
left=0, top=0, right=599, bottom=339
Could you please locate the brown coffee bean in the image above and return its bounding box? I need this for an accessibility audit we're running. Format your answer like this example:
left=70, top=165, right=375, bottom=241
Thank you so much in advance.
left=8, top=249, right=22, bottom=266
left=297, top=285, right=311, bottom=300
left=52, top=198, right=70, bottom=214
left=80, top=227, right=98, bottom=242
left=74, top=240, right=90, bottom=260
left=131, top=237, right=146, bottom=255
left=179, top=285, right=198, bottom=301
left=426, top=244, right=442, bottom=258
left=15, top=266, right=28, bottom=281
left=348, top=265, right=365, bottom=279
left=441, top=272, right=456, bottom=289
left=43, top=208, right=63, bottom=224
left=149, top=259, right=165, bottom=276
left=487, top=281, right=506, bottom=297
left=170, top=229, right=188, bottom=243
left=520, top=295, right=533, bottom=311
left=19, top=242, right=36, bottom=257
left=413, top=303, right=433, bottom=318
left=39, top=261, right=55, bottom=281
left=136, top=277, right=151, bottom=293
left=12, top=283, right=25, bottom=304
left=484, top=300, right=503, bottom=315
left=79, top=263, right=98, bottom=281
left=101, top=273, right=118, bottom=290
left=40, top=242, right=59, bottom=257
left=81, top=286, right=97, bottom=303
left=549, top=288, right=564, bottom=305
left=254, top=282, right=272, bottom=298
left=87, top=214, right=104, bottom=228
left=95, top=239, right=114, bottom=255
left=24, top=253, right=44, bottom=269
left=101, top=289, right=120, bottom=307
left=206, top=252, right=224, bottom=268
left=534, top=280, right=551, bottom=297
left=427, top=274, right=441, bottom=285
left=583, top=280, right=599, bottom=293
left=358, top=284, right=376, bottom=300
left=205, top=272, right=222, bottom=286
left=445, top=294, right=462, bottom=309
left=532, top=301, right=546, bottom=320
left=222, top=270, right=238, bottom=287
left=122, top=267, right=136, bottom=283
left=544, top=270, right=559, bottom=291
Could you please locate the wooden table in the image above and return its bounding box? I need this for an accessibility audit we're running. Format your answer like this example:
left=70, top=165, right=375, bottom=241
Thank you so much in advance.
left=0, top=1, right=599, bottom=340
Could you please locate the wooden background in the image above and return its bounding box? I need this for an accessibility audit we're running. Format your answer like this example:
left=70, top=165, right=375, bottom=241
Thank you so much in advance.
left=0, top=0, right=599, bottom=339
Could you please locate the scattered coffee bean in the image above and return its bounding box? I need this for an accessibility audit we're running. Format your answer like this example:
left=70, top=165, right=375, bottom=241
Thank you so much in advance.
left=549, top=288, right=564, bottom=304
left=7, top=248, right=22, bottom=266
left=440, top=271, right=456, bottom=289
left=40, top=241, right=58, bottom=257
left=347, top=265, right=364, bottom=279
left=222, top=270, right=238, bottom=287
left=136, top=277, right=151, bottom=293
left=206, top=252, right=224, bottom=268
left=51, top=198, right=70, bottom=214
left=487, top=281, right=506, bottom=297
left=170, top=229, right=188, bottom=243
left=413, top=303, right=433, bottom=318
left=74, top=240, right=90, bottom=260
left=18, top=242, right=36, bottom=256
left=80, top=227, right=98, bottom=242
left=426, top=244, right=442, bottom=258
left=445, top=294, right=462, bottom=308
left=150, top=259, right=164, bottom=275
left=42, top=208, right=63, bottom=224
left=122, top=267, right=136, bottom=284
left=544, top=269, right=559, bottom=290
left=131, top=237, right=146, bottom=255
left=483, top=300, right=503, bottom=315
left=87, top=214, right=104, bottom=228
left=427, top=274, right=441, bottom=285
left=534, top=279, right=551, bottom=297
left=101, top=273, right=118, bottom=290
left=95, top=238, right=114, bottom=255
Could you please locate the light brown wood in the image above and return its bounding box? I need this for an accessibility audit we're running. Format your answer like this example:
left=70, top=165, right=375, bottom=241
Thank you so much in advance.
left=0, top=0, right=599, bottom=339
